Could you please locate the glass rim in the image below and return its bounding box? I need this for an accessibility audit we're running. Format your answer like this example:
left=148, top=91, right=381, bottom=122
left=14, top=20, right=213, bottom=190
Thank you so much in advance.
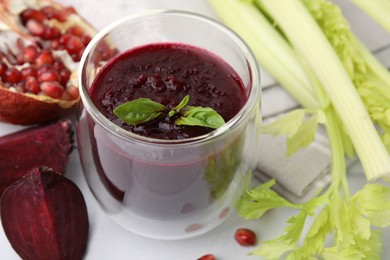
left=78, top=9, right=261, bottom=146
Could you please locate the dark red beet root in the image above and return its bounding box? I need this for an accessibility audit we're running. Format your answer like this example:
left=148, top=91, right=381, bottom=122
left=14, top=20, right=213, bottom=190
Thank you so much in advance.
left=0, top=166, right=89, bottom=260
left=0, top=119, right=73, bottom=195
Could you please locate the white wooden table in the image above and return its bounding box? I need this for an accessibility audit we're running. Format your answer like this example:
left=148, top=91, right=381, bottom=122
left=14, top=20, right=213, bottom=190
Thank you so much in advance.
left=1, top=0, right=390, bottom=259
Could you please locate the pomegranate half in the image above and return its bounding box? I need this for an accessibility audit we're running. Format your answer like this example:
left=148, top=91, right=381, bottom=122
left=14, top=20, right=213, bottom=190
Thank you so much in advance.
left=0, top=0, right=96, bottom=125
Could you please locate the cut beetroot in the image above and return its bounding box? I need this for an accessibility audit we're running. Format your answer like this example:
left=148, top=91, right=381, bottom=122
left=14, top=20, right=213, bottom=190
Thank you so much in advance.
left=0, top=119, right=73, bottom=195
left=1, top=166, right=89, bottom=260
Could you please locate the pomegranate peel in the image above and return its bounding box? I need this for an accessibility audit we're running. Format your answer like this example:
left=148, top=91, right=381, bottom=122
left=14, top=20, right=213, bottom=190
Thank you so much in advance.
left=1, top=166, right=89, bottom=260
left=0, top=119, right=73, bottom=195
left=0, top=0, right=97, bottom=125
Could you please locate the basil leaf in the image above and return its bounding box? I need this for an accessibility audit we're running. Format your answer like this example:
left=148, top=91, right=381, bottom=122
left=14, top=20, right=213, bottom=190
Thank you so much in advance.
left=175, top=106, right=225, bottom=129
left=168, top=95, right=190, bottom=117
left=113, top=98, right=167, bottom=125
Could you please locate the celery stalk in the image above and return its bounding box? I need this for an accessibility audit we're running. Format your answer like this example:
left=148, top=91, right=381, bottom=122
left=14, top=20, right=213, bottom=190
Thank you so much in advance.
left=258, top=0, right=390, bottom=181
left=208, top=0, right=320, bottom=109
left=351, top=0, right=390, bottom=33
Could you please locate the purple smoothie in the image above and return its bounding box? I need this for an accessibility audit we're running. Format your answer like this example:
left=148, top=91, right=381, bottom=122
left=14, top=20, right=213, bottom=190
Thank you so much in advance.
left=90, top=43, right=247, bottom=139
left=83, top=43, right=248, bottom=236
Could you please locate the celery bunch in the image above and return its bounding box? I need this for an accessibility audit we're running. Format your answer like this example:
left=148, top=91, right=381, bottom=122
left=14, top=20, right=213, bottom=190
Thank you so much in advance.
left=209, top=0, right=390, bottom=258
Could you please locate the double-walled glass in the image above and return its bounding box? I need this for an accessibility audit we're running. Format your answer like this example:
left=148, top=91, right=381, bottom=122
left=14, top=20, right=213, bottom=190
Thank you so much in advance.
left=77, top=10, right=261, bottom=240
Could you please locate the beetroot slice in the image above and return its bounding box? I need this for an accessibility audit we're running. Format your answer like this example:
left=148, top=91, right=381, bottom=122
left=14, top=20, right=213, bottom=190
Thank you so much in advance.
left=0, top=119, right=73, bottom=195
left=1, top=166, right=89, bottom=260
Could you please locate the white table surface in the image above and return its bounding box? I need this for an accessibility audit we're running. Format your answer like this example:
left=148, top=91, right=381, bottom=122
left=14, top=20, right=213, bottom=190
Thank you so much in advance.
left=1, top=0, right=390, bottom=259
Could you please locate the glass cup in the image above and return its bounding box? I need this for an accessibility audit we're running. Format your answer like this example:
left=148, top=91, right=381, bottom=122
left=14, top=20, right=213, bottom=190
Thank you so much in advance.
left=77, top=10, right=261, bottom=240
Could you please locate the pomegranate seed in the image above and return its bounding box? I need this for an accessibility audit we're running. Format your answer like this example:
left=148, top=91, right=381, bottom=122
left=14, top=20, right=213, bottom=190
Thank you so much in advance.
left=14, top=82, right=26, bottom=93
left=21, top=45, right=39, bottom=63
left=50, top=40, right=62, bottom=50
left=65, top=86, right=79, bottom=100
left=59, top=34, right=71, bottom=45
left=59, top=68, right=71, bottom=84
left=35, top=50, right=54, bottom=67
left=41, top=6, right=67, bottom=22
left=24, top=76, right=40, bottom=94
left=74, top=47, right=86, bottom=61
left=20, top=67, right=38, bottom=79
left=80, top=34, right=92, bottom=46
left=0, top=61, right=8, bottom=78
left=66, top=26, right=84, bottom=37
left=65, top=6, right=77, bottom=14
left=197, top=254, right=216, bottom=260
left=20, top=9, right=45, bottom=24
left=40, top=81, right=64, bottom=98
left=43, top=26, right=61, bottom=40
left=38, top=69, right=60, bottom=82
left=37, top=64, right=54, bottom=74
left=65, top=35, right=84, bottom=55
left=4, top=68, right=22, bottom=83
left=26, top=19, right=45, bottom=37
left=234, top=228, right=257, bottom=246
left=53, top=60, right=65, bottom=70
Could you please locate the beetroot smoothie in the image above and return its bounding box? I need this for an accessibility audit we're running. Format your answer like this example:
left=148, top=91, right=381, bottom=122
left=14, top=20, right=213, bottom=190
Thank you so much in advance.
left=90, top=43, right=247, bottom=139
left=78, top=42, right=257, bottom=239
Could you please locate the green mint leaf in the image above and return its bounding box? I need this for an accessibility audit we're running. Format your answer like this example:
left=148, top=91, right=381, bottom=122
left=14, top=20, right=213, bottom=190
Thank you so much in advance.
left=168, top=95, right=190, bottom=117
left=113, top=98, right=167, bottom=125
left=175, top=106, right=225, bottom=129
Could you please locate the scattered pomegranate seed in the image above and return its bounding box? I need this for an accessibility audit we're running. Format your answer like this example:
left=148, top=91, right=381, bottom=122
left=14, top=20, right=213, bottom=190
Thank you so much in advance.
left=38, top=69, right=60, bottom=82
left=197, top=254, right=216, bottom=260
left=26, top=19, right=45, bottom=37
left=234, top=228, right=257, bottom=246
left=24, top=76, right=40, bottom=94
left=35, top=50, right=54, bottom=67
left=40, top=81, right=64, bottom=98
left=20, top=67, right=38, bottom=79
left=20, top=8, right=46, bottom=24
left=185, top=223, right=203, bottom=233
left=4, top=68, right=22, bottom=83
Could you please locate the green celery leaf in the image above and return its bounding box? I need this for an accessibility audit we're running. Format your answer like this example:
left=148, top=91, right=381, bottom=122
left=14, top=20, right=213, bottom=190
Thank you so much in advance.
left=237, top=179, right=298, bottom=219
left=261, top=109, right=306, bottom=137
left=280, top=211, right=308, bottom=243
left=322, top=246, right=366, bottom=260
left=352, top=183, right=390, bottom=227
left=175, top=106, right=225, bottom=129
left=329, top=192, right=354, bottom=248
left=350, top=205, right=371, bottom=240
left=353, top=230, right=382, bottom=260
left=302, top=192, right=329, bottom=214
left=113, top=98, right=167, bottom=125
left=250, top=239, right=297, bottom=260
left=286, top=113, right=319, bottom=156
left=301, top=206, right=332, bottom=257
